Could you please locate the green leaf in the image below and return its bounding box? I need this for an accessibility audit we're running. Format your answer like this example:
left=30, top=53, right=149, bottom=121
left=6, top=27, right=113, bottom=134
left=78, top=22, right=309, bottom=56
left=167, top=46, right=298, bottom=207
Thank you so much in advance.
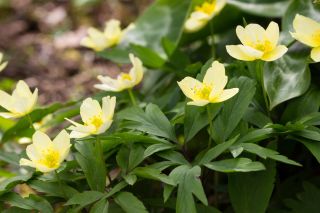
left=0, top=150, right=20, bottom=166
left=65, top=191, right=104, bottom=207
left=205, top=158, right=265, bottom=172
left=75, top=141, right=106, bottom=192
left=294, top=129, right=320, bottom=142
left=123, top=174, right=137, bottom=185
left=1, top=103, right=64, bottom=143
left=119, top=104, right=177, bottom=142
left=132, top=167, right=176, bottom=185
left=144, top=143, right=175, bottom=158
left=228, top=0, right=291, bottom=17
left=284, top=182, right=320, bottom=213
left=236, top=128, right=274, bottom=144
left=291, top=136, right=320, bottom=163
left=29, top=179, right=78, bottom=199
left=228, top=160, right=276, bottom=213
left=114, top=192, right=148, bottom=213
left=168, top=165, right=208, bottom=213
left=196, top=136, right=238, bottom=165
left=211, top=77, right=256, bottom=143
left=184, top=104, right=221, bottom=142
left=116, top=144, right=145, bottom=173
left=122, top=0, right=192, bottom=58
left=0, top=174, right=32, bottom=196
left=240, top=143, right=301, bottom=166
left=90, top=199, right=109, bottom=213
left=130, top=44, right=166, bottom=68
left=264, top=53, right=311, bottom=110
left=1, top=193, right=53, bottom=213
left=158, top=150, right=189, bottom=165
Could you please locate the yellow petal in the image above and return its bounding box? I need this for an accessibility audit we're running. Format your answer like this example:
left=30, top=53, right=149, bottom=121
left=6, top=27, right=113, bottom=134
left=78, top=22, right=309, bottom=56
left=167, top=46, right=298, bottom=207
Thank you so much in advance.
left=129, top=54, right=144, bottom=86
left=214, top=88, right=239, bottom=103
left=95, top=75, right=123, bottom=92
left=0, top=112, right=18, bottom=118
left=184, top=12, right=210, bottom=33
left=215, top=0, right=227, bottom=15
left=53, top=130, right=71, bottom=161
left=12, top=80, right=33, bottom=98
left=226, top=45, right=263, bottom=61
left=0, top=61, right=8, bottom=72
left=292, top=14, right=320, bottom=47
left=204, top=61, right=228, bottom=99
left=177, top=77, right=203, bottom=100
left=80, top=98, right=102, bottom=124
left=20, top=158, right=36, bottom=168
left=261, top=45, right=288, bottom=61
left=243, top=24, right=267, bottom=45
left=311, top=47, right=320, bottom=62
left=26, top=145, right=41, bottom=162
left=0, top=90, right=13, bottom=111
left=32, top=131, right=52, bottom=151
left=265, top=21, right=279, bottom=49
left=187, top=100, right=210, bottom=106
left=102, top=96, right=116, bottom=120
left=104, top=19, right=123, bottom=45
left=70, top=131, right=91, bottom=139
left=236, top=25, right=252, bottom=46
left=96, top=120, right=113, bottom=134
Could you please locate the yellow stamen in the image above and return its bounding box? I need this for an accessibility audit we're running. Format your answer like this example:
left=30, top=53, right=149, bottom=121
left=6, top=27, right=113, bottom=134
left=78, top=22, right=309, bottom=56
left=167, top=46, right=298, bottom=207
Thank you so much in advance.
left=250, top=40, right=273, bottom=52
left=195, top=1, right=216, bottom=15
left=38, top=149, right=60, bottom=168
left=193, top=84, right=212, bottom=100
left=88, top=115, right=103, bottom=129
left=119, top=73, right=132, bottom=81
left=313, top=30, right=320, bottom=46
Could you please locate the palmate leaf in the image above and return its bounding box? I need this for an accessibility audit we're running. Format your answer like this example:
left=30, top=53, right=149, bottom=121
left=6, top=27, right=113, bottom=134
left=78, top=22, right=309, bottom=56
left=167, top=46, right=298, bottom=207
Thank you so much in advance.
left=118, top=104, right=177, bottom=142
left=114, top=192, right=148, bottom=213
left=205, top=158, right=265, bottom=173
left=164, top=165, right=207, bottom=213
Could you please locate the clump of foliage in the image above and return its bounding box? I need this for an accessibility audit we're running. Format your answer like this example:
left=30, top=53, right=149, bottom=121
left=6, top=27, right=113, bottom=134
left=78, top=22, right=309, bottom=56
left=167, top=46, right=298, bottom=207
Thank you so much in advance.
left=0, top=0, right=320, bottom=212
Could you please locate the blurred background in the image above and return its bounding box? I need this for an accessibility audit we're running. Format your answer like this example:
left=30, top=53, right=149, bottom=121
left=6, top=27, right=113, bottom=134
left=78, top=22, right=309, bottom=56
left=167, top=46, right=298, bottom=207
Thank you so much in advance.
left=0, top=0, right=152, bottom=104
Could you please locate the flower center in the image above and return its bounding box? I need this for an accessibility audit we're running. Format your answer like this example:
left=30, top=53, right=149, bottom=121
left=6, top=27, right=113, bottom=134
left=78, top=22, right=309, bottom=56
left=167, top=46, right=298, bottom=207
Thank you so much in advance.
left=251, top=40, right=273, bottom=52
left=193, top=84, right=212, bottom=100
left=195, top=1, right=216, bottom=15
left=119, top=73, right=132, bottom=81
left=39, top=149, right=60, bottom=168
left=89, top=115, right=103, bottom=129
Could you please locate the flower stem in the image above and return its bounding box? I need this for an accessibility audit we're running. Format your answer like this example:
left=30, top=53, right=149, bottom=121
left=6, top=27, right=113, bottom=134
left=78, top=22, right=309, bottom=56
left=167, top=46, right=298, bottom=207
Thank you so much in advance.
left=256, top=60, right=269, bottom=112
left=55, top=170, right=67, bottom=199
left=207, top=105, right=213, bottom=149
left=26, top=114, right=35, bottom=131
left=128, top=89, right=137, bottom=106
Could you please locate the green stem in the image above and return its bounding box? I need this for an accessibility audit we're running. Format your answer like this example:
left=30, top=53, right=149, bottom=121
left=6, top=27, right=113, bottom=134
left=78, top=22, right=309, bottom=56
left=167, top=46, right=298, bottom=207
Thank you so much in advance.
left=128, top=89, right=137, bottom=106
left=26, top=114, right=35, bottom=131
left=213, top=171, right=219, bottom=207
left=55, top=170, right=67, bottom=199
left=209, top=20, right=216, bottom=59
left=207, top=105, right=213, bottom=149
left=256, top=60, right=269, bottom=112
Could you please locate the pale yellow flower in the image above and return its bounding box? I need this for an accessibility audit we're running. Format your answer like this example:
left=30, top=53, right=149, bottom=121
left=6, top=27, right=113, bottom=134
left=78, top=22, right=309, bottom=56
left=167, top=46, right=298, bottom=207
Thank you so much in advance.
left=178, top=61, right=239, bottom=106
left=94, top=54, right=143, bottom=92
left=185, top=0, right=226, bottom=33
left=0, top=52, right=8, bottom=72
left=66, top=96, right=116, bottom=138
left=81, top=19, right=133, bottom=51
left=0, top=80, right=38, bottom=119
left=226, top=22, right=288, bottom=61
left=20, top=130, right=71, bottom=173
left=291, top=14, right=320, bottom=62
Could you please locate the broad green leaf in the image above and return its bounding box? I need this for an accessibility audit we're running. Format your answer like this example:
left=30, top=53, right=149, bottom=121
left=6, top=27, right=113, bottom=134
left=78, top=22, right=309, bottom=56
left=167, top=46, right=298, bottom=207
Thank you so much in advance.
left=116, top=144, right=145, bottom=173
left=236, top=128, right=274, bottom=144
left=196, top=136, right=238, bottom=165
left=0, top=150, right=20, bottom=166
left=281, top=86, right=320, bottom=123
left=228, top=0, right=291, bottom=17
left=205, top=158, right=265, bottom=172
left=264, top=54, right=311, bottom=110
left=144, top=143, right=175, bottom=158
left=1, top=103, right=65, bottom=143
left=132, top=167, right=176, bottom=185
left=123, top=174, right=137, bottom=185
left=0, top=174, right=32, bottom=196
left=228, top=160, right=276, bottom=213
left=65, top=191, right=104, bottom=208
left=291, top=136, right=320, bottom=163
left=90, top=199, right=109, bottom=213
left=240, top=143, right=301, bottom=166
left=75, top=141, right=106, bottom=192
left=158, top=150, right=189, bottom=165
left=293, top=129, right=320, bottom=142
left=114, top=192, right=148, bottom=213
left=119, top=104, right=177, bottom=142
left=211, top=77, right=256, bottom=143
left=29, top=180, right=78, bottom=199
left=184, top=104, right=221, bottom=142
left=1, top=193, right=53, bottom=213
left=243, top=106, right=273, bottom=128
left=104, top=181, right=128, bottom=199
left=282, top=0, right=320, bottom=45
